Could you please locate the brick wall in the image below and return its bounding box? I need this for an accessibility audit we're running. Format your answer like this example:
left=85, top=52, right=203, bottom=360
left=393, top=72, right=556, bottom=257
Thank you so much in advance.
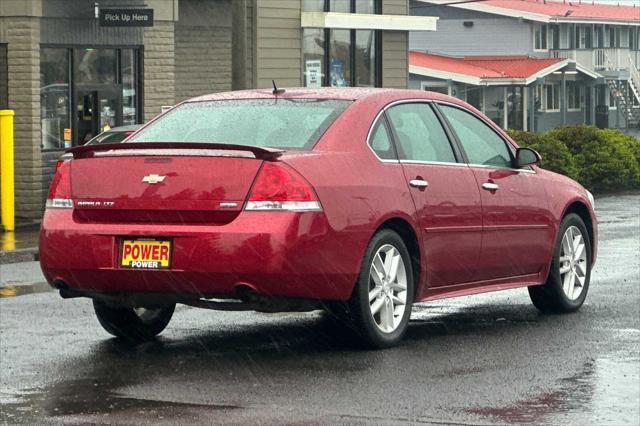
left=143, top=21, right=175, bottom=122
left=5, top=17, right=42, bottom=222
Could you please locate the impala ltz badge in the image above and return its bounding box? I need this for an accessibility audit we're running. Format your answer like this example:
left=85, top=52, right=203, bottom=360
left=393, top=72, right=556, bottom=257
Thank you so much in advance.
left=142, top=174, right=166, bottom=184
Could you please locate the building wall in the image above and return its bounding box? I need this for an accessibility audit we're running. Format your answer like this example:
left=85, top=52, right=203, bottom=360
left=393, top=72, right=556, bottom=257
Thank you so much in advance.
left=254, top=0, right=302, bottom=88
left=143, top=21, right=175, bottom=122
left=175, top=0, right=232, bottom=102
left=4, top=17, right=43, bottom=221
left=382, top=0, right=409, bottom=89
left=410, top=3, right=533, bottom=57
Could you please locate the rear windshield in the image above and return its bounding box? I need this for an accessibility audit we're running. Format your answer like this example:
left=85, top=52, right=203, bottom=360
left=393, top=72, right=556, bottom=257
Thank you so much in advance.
left=129, top=99, right=351, bottom=150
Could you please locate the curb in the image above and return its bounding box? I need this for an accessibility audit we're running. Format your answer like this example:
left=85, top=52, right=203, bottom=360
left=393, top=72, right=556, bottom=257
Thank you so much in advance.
left=0, top=248, right=39, bottom=265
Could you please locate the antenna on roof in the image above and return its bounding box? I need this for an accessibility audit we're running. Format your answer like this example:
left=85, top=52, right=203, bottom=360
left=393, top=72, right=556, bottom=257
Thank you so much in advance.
left=272, top=80, right=285, bottom=95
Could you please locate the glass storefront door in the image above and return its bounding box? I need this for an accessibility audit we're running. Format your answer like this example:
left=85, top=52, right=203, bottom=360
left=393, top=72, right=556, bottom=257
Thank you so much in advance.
left=40, top=47, right=141, bottom=149
left=75, top=85, right=123, bottom=144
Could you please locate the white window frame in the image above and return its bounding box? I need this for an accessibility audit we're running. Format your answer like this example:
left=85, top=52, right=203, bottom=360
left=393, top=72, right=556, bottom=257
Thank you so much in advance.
left=420, top=81, right=451, bottom=96
left=544, top=83, right=560, bottom=112
left=534, top=23, right=548, bottom=52
left=567, top=82, right=583, bottom=112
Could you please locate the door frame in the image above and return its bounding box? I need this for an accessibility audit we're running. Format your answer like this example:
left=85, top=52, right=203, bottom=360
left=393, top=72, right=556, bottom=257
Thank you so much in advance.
left=40, top=44, right=144, bottom=149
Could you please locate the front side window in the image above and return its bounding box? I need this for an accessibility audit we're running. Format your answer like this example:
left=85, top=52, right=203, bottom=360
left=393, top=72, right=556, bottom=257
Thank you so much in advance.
left=386, top=103, right=456, bottom=163
left=130, top=99, right=351, bottom=150
left=439, top=105, right=512, bottom=168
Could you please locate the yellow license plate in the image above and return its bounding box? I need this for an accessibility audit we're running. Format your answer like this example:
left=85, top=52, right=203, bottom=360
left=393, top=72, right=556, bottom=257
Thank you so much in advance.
left=121, top=239, right=171, bottom=269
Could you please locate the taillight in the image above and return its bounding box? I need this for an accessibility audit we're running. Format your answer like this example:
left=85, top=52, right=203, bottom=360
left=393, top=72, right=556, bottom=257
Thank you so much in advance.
left=244, top=162, right=322, bottom=212
left=46, top=160, right=73, bottom=209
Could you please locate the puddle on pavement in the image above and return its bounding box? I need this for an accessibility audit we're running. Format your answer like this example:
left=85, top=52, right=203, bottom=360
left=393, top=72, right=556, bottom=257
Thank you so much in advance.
left=0, top=282, right=53, bottom=298
left=467, top=357, right=640, bottom=425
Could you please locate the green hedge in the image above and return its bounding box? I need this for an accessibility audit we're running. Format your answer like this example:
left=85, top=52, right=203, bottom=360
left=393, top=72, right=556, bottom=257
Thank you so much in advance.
left=507, top=125, right=640, bottom=193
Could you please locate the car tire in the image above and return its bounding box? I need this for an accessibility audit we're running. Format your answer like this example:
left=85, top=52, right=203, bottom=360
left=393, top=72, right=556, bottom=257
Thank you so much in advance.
left=93, top=300, right=175, bottom=340
left=347, top=229, right=414, bottom=349
left=529, top=213, right=592, bottom=313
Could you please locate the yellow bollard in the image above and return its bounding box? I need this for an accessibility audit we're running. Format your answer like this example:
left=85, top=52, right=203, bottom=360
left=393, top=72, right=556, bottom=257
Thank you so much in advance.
left=0, top=109, right=15, bottom=232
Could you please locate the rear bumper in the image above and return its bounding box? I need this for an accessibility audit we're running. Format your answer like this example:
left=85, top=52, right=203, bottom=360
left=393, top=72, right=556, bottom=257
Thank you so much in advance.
left=39, top=209, right=365, bottom=301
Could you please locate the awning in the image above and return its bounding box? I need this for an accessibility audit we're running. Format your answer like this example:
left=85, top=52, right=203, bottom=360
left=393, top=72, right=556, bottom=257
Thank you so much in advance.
left=301, top=12, right=438, bottom=31
left=409, top=51, right=601, bottom=86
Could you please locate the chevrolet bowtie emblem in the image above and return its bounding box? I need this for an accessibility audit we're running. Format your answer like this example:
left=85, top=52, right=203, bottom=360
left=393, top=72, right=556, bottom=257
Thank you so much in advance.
left=142, top=174, right=166, bottom=184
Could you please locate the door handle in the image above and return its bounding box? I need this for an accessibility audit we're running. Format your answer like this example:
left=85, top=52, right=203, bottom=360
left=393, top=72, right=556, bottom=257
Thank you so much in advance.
left=482, top=182, right=499, bottom=191
left=409, top=179, right=429, bottom=188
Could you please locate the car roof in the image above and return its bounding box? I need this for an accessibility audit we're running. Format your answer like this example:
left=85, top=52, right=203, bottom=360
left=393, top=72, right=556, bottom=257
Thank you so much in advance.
left=104, top=124, right=143, bottom=133
left=186, top=87, right=467, bottom=106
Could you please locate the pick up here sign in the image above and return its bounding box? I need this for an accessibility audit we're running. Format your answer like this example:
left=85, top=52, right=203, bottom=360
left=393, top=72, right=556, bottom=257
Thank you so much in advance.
left=99, top=9, right=154, bottom=27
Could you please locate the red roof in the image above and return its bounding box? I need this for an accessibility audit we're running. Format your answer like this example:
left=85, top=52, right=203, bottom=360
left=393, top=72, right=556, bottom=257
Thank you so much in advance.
left=436, top=0, right=640, bottom=23
left=410, top=51, right=564, bottom=79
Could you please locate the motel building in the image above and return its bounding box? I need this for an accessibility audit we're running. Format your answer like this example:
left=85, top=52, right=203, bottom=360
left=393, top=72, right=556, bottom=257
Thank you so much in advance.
left=409, top=0, right=640, bottom=132
left=0, top=0, right=436, bottom=224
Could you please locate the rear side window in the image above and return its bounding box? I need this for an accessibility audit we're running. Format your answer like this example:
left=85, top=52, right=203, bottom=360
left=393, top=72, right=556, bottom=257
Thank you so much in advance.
left=130, top=99, right=351, bottom=150
left=439, top=105, right=512, bottom=168
left=368, top=118, right=396, bottom=160
left=386, top=103, right=456, bottom=163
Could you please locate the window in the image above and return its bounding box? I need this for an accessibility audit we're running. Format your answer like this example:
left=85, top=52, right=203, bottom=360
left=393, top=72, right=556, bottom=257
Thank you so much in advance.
left=567, top=82, right=582, bottom=110
left=303, top=0, right=381, bottom=88
left=368, top=117, right=395, bottom=160
left=620, top=27, right=629, bottom=48
left=386, top=103, right=456, bottom=163
left=534, top=24, right=548, bottom=51
left=130, top=99, right=351, bottom=150
left=594, top=25, right=604, bottom=48
left=40, top=48, right=71, bottom=150
left=575, top=25, right=591, bottom=49
left=303, top=29, right=325, bottom=88
left=549, top=25, right=560, bottom=50
left=545, top=84, right=560, bottom=111
left=439, top=105, right=512, bottom=168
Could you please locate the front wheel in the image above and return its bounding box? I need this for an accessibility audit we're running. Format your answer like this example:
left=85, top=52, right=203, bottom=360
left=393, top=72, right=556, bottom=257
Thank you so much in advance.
left=93, top=300, right=175, bottom=340
left=529, top=213, right=592, bottom=313
left=348, top=229, right=414, bottom=348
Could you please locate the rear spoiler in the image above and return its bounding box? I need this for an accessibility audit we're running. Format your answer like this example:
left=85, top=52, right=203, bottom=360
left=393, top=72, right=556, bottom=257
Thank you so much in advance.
left=67, top=142, right=284, bottom=161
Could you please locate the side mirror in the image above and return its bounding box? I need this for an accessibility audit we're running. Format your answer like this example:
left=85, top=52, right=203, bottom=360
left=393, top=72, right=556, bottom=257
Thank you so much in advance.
left=515, top=147, right=541, bottom=168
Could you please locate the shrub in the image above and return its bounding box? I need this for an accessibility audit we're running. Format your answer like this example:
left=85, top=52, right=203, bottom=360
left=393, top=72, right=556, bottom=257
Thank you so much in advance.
left=506, top=129, right=579, bottom=181
left=574, top=129, right=640, bottom=192
left=507, top=125, right=640, bottom=193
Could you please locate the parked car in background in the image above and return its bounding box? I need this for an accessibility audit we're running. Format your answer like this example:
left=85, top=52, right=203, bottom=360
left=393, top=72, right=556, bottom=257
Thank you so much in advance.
left=84, top=124, right=142, bottom=145
left=40, top=88, right=597, bottom=348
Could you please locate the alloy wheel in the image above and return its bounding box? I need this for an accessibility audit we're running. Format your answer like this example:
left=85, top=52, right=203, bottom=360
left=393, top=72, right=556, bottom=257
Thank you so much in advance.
left=368, top=244, right=408, bottom=333
left=559, top=225, right=588, bottom=301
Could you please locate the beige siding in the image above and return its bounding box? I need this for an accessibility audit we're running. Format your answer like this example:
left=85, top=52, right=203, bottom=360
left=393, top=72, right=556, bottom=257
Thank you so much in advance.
left=254, top=0, right=302, bottom=88
left=381, top=0, right=408, bottom=89
left=382, top=0, right=408, bottom=15
left=245, top=0, right=254, bottom=88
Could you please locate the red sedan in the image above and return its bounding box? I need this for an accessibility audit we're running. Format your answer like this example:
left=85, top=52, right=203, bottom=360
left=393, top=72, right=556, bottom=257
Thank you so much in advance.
left=40, top=88, right=597, bottom=348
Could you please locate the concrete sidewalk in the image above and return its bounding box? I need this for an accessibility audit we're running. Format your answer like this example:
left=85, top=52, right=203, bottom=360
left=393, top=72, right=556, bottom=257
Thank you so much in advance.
left=0, top=228, right=39, bottom=264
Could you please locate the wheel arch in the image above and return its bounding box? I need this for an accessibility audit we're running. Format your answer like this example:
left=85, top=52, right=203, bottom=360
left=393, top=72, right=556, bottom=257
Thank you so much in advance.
left=374, top=217, right=422, bottom=299
left=562, top=201, right=595, bottom=255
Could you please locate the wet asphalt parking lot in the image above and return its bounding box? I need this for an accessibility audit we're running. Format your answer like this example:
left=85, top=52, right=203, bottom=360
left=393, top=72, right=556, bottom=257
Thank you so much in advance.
left=0, top=193, right=638, bottom=425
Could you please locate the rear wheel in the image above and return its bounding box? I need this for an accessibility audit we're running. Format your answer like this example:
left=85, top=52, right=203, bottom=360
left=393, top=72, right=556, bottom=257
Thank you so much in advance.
left=529, top=213, right=592, bottom=313
left=93, top=300, right=175, bottom=340
left=348, top=229, right=414, bottom=348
